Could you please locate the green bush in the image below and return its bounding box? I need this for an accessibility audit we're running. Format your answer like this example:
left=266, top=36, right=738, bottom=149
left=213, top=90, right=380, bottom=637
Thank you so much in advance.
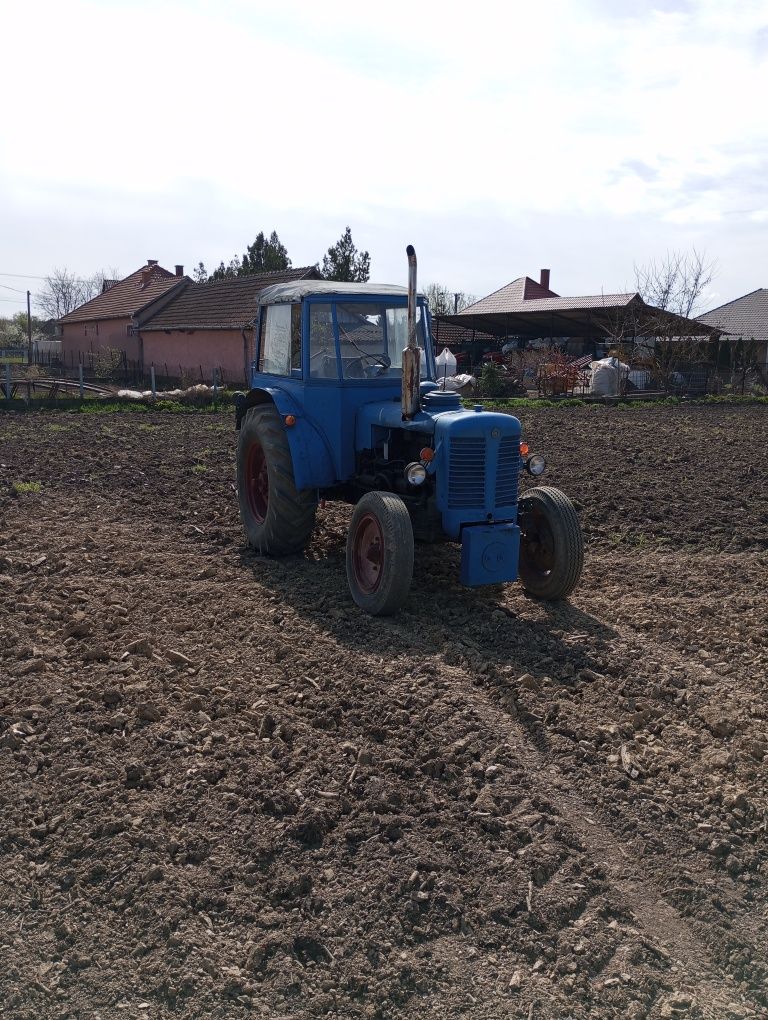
left=478, top=362, right=506, bottom=398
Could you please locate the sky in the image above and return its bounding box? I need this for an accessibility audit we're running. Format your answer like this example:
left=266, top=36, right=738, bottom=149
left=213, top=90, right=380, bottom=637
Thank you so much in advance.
left=1, top=0, right=767, bottom=318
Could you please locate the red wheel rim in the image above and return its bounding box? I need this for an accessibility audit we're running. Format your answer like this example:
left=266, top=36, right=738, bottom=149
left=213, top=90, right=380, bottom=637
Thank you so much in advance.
left=352, top=512, right=384, bottom=594
left=245, top=441, right=268, bottom=524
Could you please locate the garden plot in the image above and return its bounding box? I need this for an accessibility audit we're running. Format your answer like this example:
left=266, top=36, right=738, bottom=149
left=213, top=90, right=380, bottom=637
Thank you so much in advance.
left=0, top=404, right=766, bottom=1020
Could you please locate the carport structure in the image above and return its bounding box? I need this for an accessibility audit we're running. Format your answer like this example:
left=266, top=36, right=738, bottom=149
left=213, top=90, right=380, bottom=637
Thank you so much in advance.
left=435, top=271, right=719, bottom=352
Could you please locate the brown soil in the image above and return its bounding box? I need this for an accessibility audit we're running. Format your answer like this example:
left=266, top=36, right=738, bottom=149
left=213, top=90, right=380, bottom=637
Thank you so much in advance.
left=0, top=404, right=766, bottom=1020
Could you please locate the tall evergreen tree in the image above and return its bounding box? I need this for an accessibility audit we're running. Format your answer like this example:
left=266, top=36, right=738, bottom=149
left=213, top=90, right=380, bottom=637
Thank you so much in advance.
left=196, top=231, right=291, bottom=284
left=210, top=256, right=242, bottom=281
left=240, top=231, right=291, bottom=275
left=322, top=227, right=370, bottom=282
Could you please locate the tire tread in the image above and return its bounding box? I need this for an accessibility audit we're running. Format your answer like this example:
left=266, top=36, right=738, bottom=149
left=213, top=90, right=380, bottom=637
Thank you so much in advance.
left=237, top=404, right=316, bottom=555
left=518, top=485, right=583, bottom=600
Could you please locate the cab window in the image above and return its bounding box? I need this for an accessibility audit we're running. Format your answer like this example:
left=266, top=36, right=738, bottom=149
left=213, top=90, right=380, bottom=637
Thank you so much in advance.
left=309, top=304, right=338, bottom=379
left=258, top=304, right=292, bottom=376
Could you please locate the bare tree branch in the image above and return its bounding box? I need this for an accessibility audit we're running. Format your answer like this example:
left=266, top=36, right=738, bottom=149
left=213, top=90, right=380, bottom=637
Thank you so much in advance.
left=425, top=283, right=476, bottom=317
left=35, top=267, right=122, bottom=319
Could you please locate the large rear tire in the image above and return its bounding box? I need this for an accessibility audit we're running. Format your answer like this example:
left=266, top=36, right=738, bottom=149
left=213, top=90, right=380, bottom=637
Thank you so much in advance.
left=518, top=486, right=583, bottom=600
left=237, top=404, right=316, bottom=555
left=346, top=491, right=413, bottom=616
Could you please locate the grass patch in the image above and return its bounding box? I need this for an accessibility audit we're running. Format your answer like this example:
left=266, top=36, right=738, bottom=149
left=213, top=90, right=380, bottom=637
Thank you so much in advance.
left=464, top=397, right=582, bottom=410
left=470, top=393, right=768, bottom=412
left=191, top=463, right=208, bottom=474
left=13, top=480, right=42, bottom=493
left=76, top=399, right=224, bottom=415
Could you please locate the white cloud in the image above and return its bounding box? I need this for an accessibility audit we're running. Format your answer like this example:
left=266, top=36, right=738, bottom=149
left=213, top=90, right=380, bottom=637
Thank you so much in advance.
left=1, top=0, right=767, bottom=313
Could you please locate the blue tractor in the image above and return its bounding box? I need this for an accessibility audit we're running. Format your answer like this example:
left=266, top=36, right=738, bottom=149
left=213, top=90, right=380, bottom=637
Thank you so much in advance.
left=235, top=247, right=583, bottom=615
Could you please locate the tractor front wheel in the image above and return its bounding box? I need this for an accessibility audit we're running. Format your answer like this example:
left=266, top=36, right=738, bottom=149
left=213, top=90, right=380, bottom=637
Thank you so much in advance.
left=237, top=404, right=316, bottom=555
left=518, top=486, right=583, bottom=600
left=346, top=491, right=413, bottom=616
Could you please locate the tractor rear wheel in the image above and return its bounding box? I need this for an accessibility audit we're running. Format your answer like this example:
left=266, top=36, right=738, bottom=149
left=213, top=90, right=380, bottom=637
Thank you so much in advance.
left=518, top=486, right=583, bottom=600
left=237, top=404, right=316, bottom=555
left=346, top=491, right=413, bottom=616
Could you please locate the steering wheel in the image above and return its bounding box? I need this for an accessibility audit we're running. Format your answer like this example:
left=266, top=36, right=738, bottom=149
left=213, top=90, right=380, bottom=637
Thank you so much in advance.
left=347, top=352, right=391, bottom=377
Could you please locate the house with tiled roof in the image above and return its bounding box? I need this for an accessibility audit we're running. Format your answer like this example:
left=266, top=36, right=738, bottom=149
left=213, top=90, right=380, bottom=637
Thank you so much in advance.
left=59, top=260, right=188, bottom=368
left=139, top=266, right=322, bottom=384
left=697, top=289, right=768, bottom=370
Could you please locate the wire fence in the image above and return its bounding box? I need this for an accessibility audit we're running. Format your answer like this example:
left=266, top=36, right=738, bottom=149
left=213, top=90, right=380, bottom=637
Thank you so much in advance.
left=1, top=347, right=231, bottom=392
left=1, top=346, right=233, bottom=406
left=3, top=341, right=766, bottom=404
left=469, top=342, right=767, bottom=400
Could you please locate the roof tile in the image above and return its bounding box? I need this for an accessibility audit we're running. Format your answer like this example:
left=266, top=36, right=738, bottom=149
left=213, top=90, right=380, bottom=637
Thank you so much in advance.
left=59, top=265, right=184, bottom=323
left=698, top=289, right=768, bottom=344
left=460, top=277, right=637, bottom=316
left=141, top=267, right=322, bottom=330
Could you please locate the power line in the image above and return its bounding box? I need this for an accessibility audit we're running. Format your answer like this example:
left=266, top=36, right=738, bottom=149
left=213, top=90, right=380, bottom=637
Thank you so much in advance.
left=0, top=283, right=26, bottom=293
left=0, top=271, right=97, bottom=283
left=0, top=272, right=49, bottom=280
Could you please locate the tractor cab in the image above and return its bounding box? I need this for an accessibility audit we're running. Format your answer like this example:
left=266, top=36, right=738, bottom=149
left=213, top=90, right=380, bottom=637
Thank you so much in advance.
left=251, top=280, right=435, bottom=384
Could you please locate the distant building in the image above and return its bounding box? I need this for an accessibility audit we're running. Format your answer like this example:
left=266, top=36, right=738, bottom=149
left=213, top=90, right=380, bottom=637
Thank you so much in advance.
left=697, top=289, right=768, bottom=370
left=435, top=268, right=721, bottom=367
left=58, top=261, right=187, bottom=367
left=139, top=267, right=321, bottom=384
left=58, top=262, right=322, bottom=384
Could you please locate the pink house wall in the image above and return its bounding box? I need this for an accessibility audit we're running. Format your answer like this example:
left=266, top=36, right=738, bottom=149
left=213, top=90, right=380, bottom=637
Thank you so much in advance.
left=140, top=328, right=253, bottom=386
left=61, top=317, right=140, bottom=366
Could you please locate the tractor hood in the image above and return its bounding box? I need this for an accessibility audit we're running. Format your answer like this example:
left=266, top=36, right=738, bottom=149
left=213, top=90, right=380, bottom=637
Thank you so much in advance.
left=355, top=388, right=521, bottom=456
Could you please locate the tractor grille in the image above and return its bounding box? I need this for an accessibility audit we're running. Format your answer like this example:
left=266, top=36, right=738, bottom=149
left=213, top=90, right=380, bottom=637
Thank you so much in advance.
left=495, top=437, right=520, bottom=507
left=448, top=437, right=486, bottom=508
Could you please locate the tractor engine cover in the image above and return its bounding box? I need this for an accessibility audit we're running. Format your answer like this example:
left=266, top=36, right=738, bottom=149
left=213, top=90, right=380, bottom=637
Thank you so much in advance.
left=460, top=523, right=520, bottom=587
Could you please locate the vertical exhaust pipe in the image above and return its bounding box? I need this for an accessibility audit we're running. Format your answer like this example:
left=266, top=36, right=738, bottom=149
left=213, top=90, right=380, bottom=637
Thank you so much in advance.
left=402, top=244, right=421, bottom=420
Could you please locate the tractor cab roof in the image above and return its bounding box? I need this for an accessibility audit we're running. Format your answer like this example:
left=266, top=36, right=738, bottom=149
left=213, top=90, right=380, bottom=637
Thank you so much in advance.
left=257, top=280, right=425, bottom=305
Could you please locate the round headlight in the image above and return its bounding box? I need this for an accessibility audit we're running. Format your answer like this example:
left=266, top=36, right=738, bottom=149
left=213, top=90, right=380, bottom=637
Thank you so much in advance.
left=527, top=454, right=546, bottom=476
left=405, top=462, right=427, bottom=486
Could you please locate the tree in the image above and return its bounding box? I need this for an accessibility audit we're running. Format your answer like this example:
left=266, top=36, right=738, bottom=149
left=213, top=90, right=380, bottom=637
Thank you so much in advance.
left=424, top=283, right=476, bottom=317
left=634, top=248, right=715, bottom=321
left=36, top=269, right=96, bottom=319
left=322, top=227, right=370, bottom=282
left=210, top=256, right=242, bottom=282
left=194, top=231, right=292, bottom=283
left=35, top=267, right=121, bottom=319
left=241, top=231, right=291, bottom=274
left=0, top=312, right=39, bottom=346
left=599, top=248, right=718, bottom=390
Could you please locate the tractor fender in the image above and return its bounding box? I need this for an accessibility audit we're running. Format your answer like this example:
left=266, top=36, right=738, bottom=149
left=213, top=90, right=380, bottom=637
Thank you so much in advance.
left=236, top=387, right=336, bottom=491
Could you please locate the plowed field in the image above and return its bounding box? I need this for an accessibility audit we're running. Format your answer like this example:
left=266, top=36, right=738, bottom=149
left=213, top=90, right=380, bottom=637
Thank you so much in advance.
left=0, top=404, right=766, bottom=1020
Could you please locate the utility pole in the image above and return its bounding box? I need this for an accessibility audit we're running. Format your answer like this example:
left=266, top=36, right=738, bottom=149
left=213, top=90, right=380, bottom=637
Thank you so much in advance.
left=454, top=293, right=460, bottom=314
left=26, top=290, right=32, bottom=365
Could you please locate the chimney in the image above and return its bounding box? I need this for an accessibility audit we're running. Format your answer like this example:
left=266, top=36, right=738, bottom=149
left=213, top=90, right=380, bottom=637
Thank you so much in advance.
left=175, top=264, right=184, bottom=277
left=147, top=259, right=158, bottom=267
left=140, top=267, right=151, bottom=288
left=539, top=269, right=550, bottom=290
